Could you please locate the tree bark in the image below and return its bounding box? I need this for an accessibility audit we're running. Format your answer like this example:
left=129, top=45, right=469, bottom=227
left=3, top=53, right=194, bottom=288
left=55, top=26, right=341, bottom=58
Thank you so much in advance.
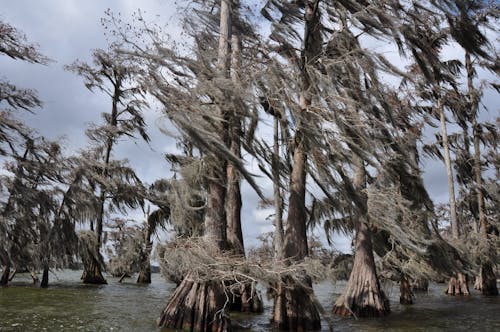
left=0, top=264, right=10, bottom=286
left=283, top=135, right=308, bottom=261
left=273, top=115, right=284, bottom=261
left=40, top=265, right=49, bottom=288
left=137, top=218, right=154, bottom=284
left=334, top=156, right=389, bottom=317
left=478, top=264, right=498, bottom=296
left=438, top=99, right=459, bottom=239
left=136, top=267, right=151, bottom=284
left=446, top=273, right=470, bottom=295
left=271, top=2, right=323, bottom=329
left=400, top=275, right=414, bottom=305
left=465, top=51, right=499, bottom=296
left=157, top=272, right=231, bottom=331
left=159, top=2, right=234, bottom=328
left=439, top=98, right=471, bottom=295
left=333, top=220, right=390, bottom=317
left=204, top=0, right=232, bottom=251
left=226, top=32, right=244, bottom=256
left=272, top=274, right=321, bottom=331
left=82, top=254, right=107, bottom=284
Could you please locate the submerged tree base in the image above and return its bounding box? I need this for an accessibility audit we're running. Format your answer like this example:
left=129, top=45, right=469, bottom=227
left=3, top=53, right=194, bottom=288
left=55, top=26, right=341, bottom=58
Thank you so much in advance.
left=445, top=273, right=469, bottom=296
left=228, top=280, right=263, bottom=313
left=271, top=274, right=321, bottom=331
left=400, top=275, right=414, bottom=305
left=157, top=271, right=231, bottom=331
left=136, top=267, right=151, bottom=284
left=478, top=264, right=498, bottom=296
left=82, top=257, right=107, bottom=285
left=40, top=266, right=49, bottom=288
left=333, top=221, right=390, bottom=318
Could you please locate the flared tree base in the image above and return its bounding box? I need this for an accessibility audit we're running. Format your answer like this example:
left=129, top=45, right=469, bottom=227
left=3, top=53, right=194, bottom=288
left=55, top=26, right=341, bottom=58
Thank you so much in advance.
left=82, top=256, right=107, bottom=285
left=136, top=268, right=151, bottom=284
left=271, top=274, right=321, bottom=331
left=332, top=278, right=390, bottom=318
left=445, top=273, right=469, bottom=296
left=479, top=264, right=498, bottom=296
left=400, top=276, right=414, bottom=305
left=228, top=280, right=263, bottom=313
left=157, top=272, right=231, bottom=331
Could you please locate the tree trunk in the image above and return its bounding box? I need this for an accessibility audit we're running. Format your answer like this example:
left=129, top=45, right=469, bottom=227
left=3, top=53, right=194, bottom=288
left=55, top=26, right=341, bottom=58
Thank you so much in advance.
left=478, top=263, right=498, bottom=296
left=272, top=2, right=323, bottom=329
left=283, top=137, right=308, bottom=261
left=205, top=171, right=228, bottom=251
left=272, top=274, right=321, bottom=331
left=439, top=99, right=471, bottom=295
left=157, top=272, right=231, bottom=331
left=446, top=273, right=469, bottom=295
left=137, top=220, right=153, bottom=284
left=159, top=2, right=233, bottom=328
left=334, top=155, right=389, bottom=317
left=82, top=255, right=107, bottom=284
left=226, top=32, right=244, bottom=256
left=137, top=265, right=151, bottom=284
left=465, top=51, right=499, bottom=297
left=438, top=99, right=459, bottom=239
left=333, top=221, right=390, bottom=317
left=40, top=265, right=49, bottom=288
left=273, top=115, right=284, bottom=261
left=0, top=264, right=10, bottom=286
left=400, top=275, right=413, bottom=305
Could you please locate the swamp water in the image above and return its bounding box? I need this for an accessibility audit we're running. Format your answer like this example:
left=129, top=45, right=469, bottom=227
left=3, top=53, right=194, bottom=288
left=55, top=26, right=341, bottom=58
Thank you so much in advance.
left=1, top=270, right=499, bottom=331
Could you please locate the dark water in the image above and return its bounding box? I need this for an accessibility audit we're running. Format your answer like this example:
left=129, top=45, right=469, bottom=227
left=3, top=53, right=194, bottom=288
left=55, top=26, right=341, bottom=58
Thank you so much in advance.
left=1, top=270, right=499, bottom=331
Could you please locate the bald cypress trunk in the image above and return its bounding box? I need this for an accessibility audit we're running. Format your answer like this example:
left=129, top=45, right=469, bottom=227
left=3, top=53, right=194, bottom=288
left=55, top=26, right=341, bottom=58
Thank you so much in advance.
left=40, top=265, right=49, bottom=288
left=273, top=115, right=284, bottom=261
left=464, top=51, right=499, bottom=296
left=157, top=272, right=231, bottom=331
left=226, top=32, right=244, bottom=256
left=333, top=159, right=390, bottom=317
left=271, top=126, right=320, bottom=330
left=400, top=275, right=414, bottom=305
left=438, top=98, right=470, bottom=296
left=0, top=264, right=10, bottom=286
left=271, top=2, right=323, bottom=329
left=82, top=255, right=107, bottom=284
left=333, top=220, right=390, bottom=317
left=137, top=223, right=153, bottom=284
left=438, top=99, right=459, bottom=240
left=158, top=1, right=233, bottom=329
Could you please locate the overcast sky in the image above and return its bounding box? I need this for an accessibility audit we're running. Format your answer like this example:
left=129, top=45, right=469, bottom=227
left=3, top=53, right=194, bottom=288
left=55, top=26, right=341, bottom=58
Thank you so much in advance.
left=1, top=0, right=497, bottom=253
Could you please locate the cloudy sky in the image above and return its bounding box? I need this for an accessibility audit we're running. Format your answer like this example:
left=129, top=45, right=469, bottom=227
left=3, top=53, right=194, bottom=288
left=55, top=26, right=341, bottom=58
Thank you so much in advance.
left=1, top=0, right=497, bottom=253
